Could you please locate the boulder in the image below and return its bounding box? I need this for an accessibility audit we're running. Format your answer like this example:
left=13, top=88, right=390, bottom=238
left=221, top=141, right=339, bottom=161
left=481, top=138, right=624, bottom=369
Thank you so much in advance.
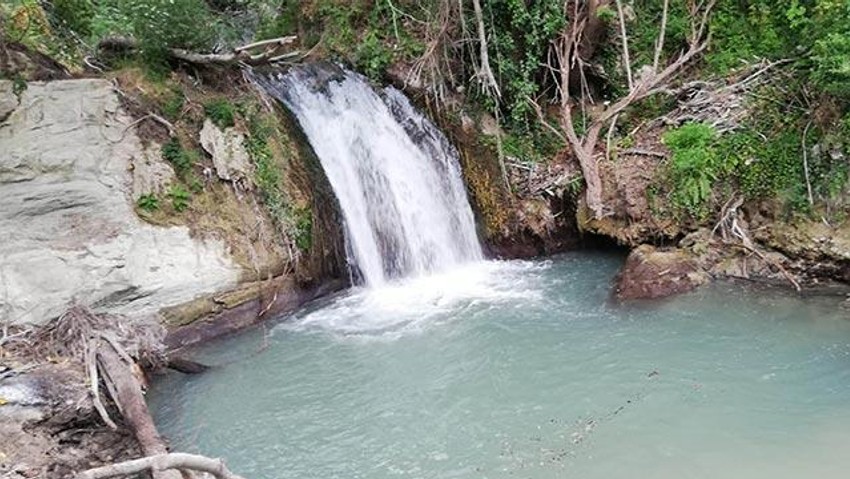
left=616, top=245, right=709, bottom=300
left=0, top=79, right=240, bottom=325
left=199, top=119, right=252, bottom=185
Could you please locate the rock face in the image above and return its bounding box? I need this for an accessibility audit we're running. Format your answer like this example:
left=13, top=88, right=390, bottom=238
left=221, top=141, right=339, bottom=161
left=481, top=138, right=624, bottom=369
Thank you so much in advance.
left=616, top=245, right=709, bottom=300
left=0, top=79, right=240, bottom=325
left=199, top=119, right=253, bottom=185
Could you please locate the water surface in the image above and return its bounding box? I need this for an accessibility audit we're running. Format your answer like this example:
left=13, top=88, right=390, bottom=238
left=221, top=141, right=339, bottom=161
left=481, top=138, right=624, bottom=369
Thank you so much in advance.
left=150, top=253, right=850, bottom=479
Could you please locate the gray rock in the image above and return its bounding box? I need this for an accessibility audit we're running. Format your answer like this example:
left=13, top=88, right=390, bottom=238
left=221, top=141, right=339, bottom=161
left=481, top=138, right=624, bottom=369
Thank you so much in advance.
left=199, top=118, right=252, bottom=185
left=0, top=79, right=240, bottom=325
left=132, top=143, right=176, bottom=199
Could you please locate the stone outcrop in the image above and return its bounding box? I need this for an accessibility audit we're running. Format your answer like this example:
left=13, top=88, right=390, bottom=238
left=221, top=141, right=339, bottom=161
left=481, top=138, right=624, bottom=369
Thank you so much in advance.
left=199, top=119, right=253, bottom=185
left=616, top=244, right=709, bottom=299
left=131, top=144, right=175, bottom=199
left=0, top=79, right=241, bottom=325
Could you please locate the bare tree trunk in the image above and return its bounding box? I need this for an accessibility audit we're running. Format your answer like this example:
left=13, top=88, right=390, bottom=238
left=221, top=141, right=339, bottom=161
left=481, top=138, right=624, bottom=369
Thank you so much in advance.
left=545, top=0, right=716, bottom=219
left=471, top=0, right=500, bottom=97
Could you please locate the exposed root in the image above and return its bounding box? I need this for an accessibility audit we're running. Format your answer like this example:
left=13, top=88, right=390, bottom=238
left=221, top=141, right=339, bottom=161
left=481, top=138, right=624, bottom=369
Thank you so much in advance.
left=712, top=196, right=801, bottom=291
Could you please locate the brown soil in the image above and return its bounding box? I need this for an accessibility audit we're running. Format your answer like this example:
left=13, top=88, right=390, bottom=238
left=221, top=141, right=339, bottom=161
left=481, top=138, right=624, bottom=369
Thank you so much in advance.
left=0, top=361, right=140, bottom=479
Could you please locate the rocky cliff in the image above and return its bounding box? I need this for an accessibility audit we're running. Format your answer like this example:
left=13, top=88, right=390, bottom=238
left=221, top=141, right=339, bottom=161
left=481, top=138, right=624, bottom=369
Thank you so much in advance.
left=0, top=79, right=242, bottom=325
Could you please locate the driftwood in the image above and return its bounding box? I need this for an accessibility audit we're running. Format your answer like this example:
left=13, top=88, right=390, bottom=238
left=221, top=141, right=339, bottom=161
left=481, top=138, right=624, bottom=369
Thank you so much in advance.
left=77, top=453, right=246, bottom=479
left=166, top=356, right=211, bottom=374
left=98, top=35, right=299, bottom=66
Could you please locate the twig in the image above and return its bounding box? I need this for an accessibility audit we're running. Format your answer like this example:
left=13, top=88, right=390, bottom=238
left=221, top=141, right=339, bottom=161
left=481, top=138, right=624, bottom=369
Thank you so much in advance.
left=734, top=244, right=801, bottom=292
left=87, top=340, right=118, bottom=430
left=621, top=148, right=666, bottom=158
left=802, top=120, right=813, bottom=206
left=606, top=114, right=619, bottom=162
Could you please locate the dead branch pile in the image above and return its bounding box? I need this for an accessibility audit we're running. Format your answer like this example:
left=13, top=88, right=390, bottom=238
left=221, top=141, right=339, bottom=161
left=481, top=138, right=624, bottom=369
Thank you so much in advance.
left=19, top=305, right=166, bottom=368
left=5, top=305, right=244, bottom=479
left=659, top=59, right=791, bottom=134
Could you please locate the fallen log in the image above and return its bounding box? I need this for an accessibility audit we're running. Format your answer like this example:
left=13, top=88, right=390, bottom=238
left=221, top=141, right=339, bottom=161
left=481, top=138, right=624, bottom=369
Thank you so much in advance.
left=166, top=356, right=211, bottom=374
left=98, top=35, right=299, bottom=66
left=95, top=338, right=182, bottom=479
left=77, top=453, right=246, bottom=479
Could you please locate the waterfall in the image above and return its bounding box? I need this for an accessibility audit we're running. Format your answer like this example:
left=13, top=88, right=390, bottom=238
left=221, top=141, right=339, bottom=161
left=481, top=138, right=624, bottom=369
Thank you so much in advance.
left=253, top=64, right=483, bottom=287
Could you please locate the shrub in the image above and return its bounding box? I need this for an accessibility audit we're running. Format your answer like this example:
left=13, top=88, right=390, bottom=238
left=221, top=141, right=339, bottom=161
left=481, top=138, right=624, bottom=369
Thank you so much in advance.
left=127, top=0, right=214, bottom=68
left=204, top=99, right=236, bottom=129
left=161, top=88, right=185, bottom=121
left=356, top=31, right=392, bottom=81
left=49, top=0, right=95, bottom=36
left=662, top=123, right=722, bottom=219
left=161, top=138, right=195, bottom=175
left=292, top=207, right=312, bottom=251
left=136, top=193, right=159, bottom=212
left=167, top=184, right=191, bottom=212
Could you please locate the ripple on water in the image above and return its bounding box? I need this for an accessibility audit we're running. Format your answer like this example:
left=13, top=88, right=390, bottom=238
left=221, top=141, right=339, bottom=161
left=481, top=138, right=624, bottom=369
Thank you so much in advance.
left=148, top=253, right=850, bottom=479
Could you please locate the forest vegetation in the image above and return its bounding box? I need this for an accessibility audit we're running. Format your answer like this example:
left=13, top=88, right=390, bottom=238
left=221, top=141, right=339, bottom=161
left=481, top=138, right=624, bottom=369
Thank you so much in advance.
left=3, top=0, right=850, bottom=229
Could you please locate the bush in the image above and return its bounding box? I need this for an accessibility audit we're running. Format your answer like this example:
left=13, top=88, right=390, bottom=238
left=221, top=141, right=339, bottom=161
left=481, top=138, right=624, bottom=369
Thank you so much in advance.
left=204, top=99, right=236, bottom=129
left=161, top=138, right=196, bottom=175
left=356, top=31, right=392, bottom=81
left=167, top=184, right=191, bottom=212
left=49, top=0, right=95, bottom=36
left=662, top=123, right=723, bottom=219
left=136, top=193, right=159, bottom=212
left=127, top=0, right=214, bottom=67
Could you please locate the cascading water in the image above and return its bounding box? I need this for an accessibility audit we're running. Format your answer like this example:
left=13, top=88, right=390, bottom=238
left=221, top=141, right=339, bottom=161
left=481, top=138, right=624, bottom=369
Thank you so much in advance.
left=253, top=64, right=482, bottom=287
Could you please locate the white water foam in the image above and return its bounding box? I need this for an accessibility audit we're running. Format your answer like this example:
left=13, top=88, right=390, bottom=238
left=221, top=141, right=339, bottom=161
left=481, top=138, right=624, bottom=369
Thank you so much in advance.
left=254, top=65, right=482, bottom=287
left=277, top=260, right=549, bottom=339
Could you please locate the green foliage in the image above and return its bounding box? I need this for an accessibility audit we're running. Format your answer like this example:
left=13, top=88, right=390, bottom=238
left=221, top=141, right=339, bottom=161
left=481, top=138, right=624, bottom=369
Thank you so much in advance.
left=89, top=1, right=134, bottom=39
left=244, top=107, right=313, bottom=251
left=662, top=123, right=723, bottom=219
left=485, top=0, right=565, bottom=129
left=158, top=87, right=185, bottom=121
left=255, top=0, right=300, bottom=38
left=312, top=0, right=365, bottom=55
left=167, top=184, right=191, bottom=212
left=49, top=0, right=95, bottom=36
left=204, top=98, right=236, bottom=129
left=161, top=138, right=196, bottom=175
left=292, top=207, right=313, bottom=251
left=136, top=193, right=160, bottom=212
left=500, top=129, right=562, bottom=164
left=11, top=75, right=27, bottom=98
left=356, top=30, right=392, bottom=80
left=127, top=0, right=214, bottom=68
left=245, top=113, right=288, bottom=224
left=812, top=31, right=850, bottom=97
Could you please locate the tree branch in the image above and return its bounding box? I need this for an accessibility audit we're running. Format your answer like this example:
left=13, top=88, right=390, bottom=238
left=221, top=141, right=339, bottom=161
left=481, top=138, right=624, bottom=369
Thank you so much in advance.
left=653, top=0, right=669, bottom=73
left=614, top=0, right=633, bottom=91
left=77, top=453, right=246, bottom=479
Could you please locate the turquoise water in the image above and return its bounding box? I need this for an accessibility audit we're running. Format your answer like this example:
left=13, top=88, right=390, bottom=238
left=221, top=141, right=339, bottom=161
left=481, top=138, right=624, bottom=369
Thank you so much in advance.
left=149, top=253, right=850, bottom=479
